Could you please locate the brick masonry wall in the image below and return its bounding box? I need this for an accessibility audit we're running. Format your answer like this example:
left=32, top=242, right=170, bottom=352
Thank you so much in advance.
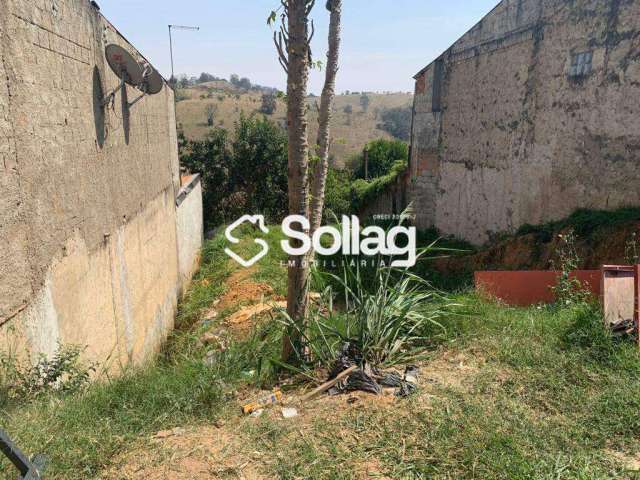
left=0, top=0, right=199, bottom=369
left=408, top=0, right=640, bottom=244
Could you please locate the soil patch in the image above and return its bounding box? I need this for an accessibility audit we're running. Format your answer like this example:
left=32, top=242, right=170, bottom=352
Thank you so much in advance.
left=225, top=302, right=287, bottom=334
left=607, top=449, right=640, bottom=471
left=432, top=220, right=640, bottom=275
left=100, top=426, right=267, bottom=480
left=217, top=268, right=277, bottom=312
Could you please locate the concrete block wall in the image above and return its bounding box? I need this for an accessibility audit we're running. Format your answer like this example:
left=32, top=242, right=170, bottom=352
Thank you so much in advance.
left=0, top=0, right=202, bottom=370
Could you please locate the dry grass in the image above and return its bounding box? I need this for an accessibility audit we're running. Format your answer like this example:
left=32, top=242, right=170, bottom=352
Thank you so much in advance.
left=175, top=86, right=412, bottom=168
left=98, top=347, right=482, bottom=480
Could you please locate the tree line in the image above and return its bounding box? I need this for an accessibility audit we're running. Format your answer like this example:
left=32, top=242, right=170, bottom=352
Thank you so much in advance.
left=171, top=72, right=281, bottom=95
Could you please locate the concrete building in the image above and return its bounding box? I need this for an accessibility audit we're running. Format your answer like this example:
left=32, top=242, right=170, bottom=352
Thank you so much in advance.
left=0, top=0, right=202, bottom=369
left=407, top=0, right=640, bottom=244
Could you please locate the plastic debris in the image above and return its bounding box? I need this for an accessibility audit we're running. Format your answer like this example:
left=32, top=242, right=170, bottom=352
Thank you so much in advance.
left=281, top=407, right=298, bottom=418
left=377, top=371, right=403, bottom=388
left=395, top=365, right=420, bottom=397
left=250, top=409, right=264, bottom=418
left=343, top=369, right=382, bottom=395
left=242, top=389, right=282, bottom=415
left=324, top=342, right=420, bottom=398
left=404, top=365, right=419, bottom=384
left=0, top=428, right=47, bottom=480
left=199, top=331, right=227, bottom=352
left=328, top=342, right=362, bottom=379
left=203, top=350, right=216, bottom=367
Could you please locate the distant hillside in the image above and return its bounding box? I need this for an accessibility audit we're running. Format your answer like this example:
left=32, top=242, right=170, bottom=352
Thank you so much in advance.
left=175, top=87, right=413, bottom=168
left=193, top=80, right=239, bottom=93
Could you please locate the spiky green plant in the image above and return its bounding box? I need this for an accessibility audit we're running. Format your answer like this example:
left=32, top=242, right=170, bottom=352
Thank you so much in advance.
left=625, top=232, right=639, bottom=265
left=280, top=251, right=453, bottom=368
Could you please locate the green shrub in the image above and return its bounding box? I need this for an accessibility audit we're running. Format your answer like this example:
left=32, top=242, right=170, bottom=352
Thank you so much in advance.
left=1, top=345, right=94, bottom=406
left=551, top=230, right=591, bottom=306
left=323, top=159, right=408, bottom=219
left=359, top=93, right=371, bottom=112
left=353, top=138, right=408, bottom=180
left=260, top=93, right=277, bottom=115
left=351, top=159, right=407, bottom=212
left=562, top=303, right=617, bottom=363
left=174, top=88, right=189, bottom=102
left=180, top=115, right=288, bottom=228
left=625, top=232, right=639, bottom=264
left=323, top=168, right=353, bottom=218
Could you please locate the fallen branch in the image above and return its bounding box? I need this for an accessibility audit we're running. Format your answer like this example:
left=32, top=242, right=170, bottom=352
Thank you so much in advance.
left=300, top=365, right=357, bottom=402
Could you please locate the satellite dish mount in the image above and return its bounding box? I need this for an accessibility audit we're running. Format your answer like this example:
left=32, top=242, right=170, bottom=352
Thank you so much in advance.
left=102, top=44, right=163, bottom=109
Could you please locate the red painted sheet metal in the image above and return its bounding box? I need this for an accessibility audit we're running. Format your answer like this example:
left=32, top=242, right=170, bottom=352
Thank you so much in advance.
left=475, top=270, right=601, bottom=306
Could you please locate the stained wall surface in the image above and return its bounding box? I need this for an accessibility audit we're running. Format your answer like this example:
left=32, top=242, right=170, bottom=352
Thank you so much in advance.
left=176, top=175, right=203, bottom=293
left=409, top=0, right=640, bottom=244
left=0, top=0, right=201, bottom=369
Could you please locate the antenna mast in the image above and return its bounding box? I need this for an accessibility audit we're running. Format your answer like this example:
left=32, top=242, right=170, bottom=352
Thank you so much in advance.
left=168, top=24, right=200, bottom=84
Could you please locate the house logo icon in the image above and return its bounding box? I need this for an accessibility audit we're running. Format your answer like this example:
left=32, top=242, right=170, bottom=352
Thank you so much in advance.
left=224, top=215, right=270, bottom=267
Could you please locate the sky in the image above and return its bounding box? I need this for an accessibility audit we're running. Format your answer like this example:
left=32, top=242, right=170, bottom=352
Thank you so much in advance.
left=99, top=0, right=499, bottom=95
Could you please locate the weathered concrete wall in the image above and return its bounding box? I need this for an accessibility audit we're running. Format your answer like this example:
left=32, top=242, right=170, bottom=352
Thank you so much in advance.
left=0, top=0, right=200, bottom=369
left=408, top=0, right=640, bottom=244
left=176, top=175, right=203, bottom=293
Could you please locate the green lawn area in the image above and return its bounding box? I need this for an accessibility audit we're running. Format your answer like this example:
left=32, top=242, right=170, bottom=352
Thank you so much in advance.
left=2, top=227, right=640, bottom=479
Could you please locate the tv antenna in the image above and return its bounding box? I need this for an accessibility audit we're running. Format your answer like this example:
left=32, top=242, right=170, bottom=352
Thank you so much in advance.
left=168, top=24, right=200, bottom=83
left=102, top=44, right=165, bottom=108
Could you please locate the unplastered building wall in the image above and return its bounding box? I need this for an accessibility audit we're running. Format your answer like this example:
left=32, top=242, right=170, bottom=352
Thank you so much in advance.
left=409, top=0, right=640, bottom=244
left=0, top=0, right=199, bottom=370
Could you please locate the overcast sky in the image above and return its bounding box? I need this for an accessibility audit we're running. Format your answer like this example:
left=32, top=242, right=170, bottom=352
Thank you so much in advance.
left=99, top=0, right=498, bottom=94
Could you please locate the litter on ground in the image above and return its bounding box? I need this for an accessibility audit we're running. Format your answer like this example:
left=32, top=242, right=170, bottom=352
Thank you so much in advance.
left=281, top=408, right=298, bottom=419
left=242, top=389, right=283, bottom=415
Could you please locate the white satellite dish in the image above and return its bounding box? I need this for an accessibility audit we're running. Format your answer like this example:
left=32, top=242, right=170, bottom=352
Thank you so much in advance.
left=141, top=65, right=164, bottom=95
left=102, top=45, right=164, bottom=109
left=105, top=44, right=143, bottom=86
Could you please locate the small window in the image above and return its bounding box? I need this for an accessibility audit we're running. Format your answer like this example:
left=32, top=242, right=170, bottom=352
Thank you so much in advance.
left=569, top=51, right=593, bottom=77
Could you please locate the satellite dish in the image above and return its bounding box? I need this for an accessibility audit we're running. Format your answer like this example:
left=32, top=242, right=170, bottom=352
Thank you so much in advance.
left=105, top=44, right=143, bottom=87
left=141, top=66, right=164, bottom=95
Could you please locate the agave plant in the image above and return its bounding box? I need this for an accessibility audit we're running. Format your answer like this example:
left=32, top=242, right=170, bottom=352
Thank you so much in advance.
left=279, top=243, right=453, bottom=368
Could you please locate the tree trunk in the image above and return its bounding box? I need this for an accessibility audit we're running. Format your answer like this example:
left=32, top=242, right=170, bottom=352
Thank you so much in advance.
left=309, top=0, right=342, bottom=234
left=282, top=0, right=313, bottom=362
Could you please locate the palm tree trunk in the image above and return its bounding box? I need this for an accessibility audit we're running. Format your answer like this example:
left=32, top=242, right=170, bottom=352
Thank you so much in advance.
left=282, top=0, right=313, bottom=362
left=310, top=0, right=342, bottom=234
